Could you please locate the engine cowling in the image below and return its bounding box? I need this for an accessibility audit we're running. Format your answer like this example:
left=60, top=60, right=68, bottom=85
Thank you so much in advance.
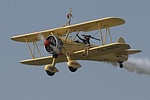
left=44, top=35, right=63, bottom=55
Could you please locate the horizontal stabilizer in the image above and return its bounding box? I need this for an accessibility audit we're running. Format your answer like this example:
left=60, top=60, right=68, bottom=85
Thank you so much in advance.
left=117, top=37, right=126, bottom=43
left=126, top=49, right=142, bottom=55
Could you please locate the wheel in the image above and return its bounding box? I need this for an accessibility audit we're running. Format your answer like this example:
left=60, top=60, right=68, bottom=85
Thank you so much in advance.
left=119, top=63, right=123, bottom=68
left=68, top=66, right=78, bottom=72
left=45, top=70, right=55, bottom=76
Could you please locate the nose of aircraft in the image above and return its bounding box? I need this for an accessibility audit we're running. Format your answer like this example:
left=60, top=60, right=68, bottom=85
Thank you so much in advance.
left=44, top=40, right=51, bottom=46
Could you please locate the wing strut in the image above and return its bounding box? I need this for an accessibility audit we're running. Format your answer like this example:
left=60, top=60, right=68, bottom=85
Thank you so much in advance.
left=25, top=37, right=34, bottom=59
left=24, top=37, right=42, bottom=59
left=103, top=27, right=112, bottom=44
left=97, top=23, right=113, bottom=45
left=97, top=23, right=104, bottom=45
left=34, top=42, right=42, bottom=57
left=72, top=31, right=80, bottom=42
left=65, top=28, right=71, bottom=42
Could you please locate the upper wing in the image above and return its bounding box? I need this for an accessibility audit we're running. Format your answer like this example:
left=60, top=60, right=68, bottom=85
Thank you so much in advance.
left=11, top=17, right=125, bottom=42
left=67, top=17, right=125, bottom=32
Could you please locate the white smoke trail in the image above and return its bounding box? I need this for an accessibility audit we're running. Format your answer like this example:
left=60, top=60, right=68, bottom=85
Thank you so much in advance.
left=123, top=58, right=150, bottom=75
left=109, top=57, right=150, bottom=75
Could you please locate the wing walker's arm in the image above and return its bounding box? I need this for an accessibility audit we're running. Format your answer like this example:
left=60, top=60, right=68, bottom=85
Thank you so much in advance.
left=76, top=34, right=85, bottom=42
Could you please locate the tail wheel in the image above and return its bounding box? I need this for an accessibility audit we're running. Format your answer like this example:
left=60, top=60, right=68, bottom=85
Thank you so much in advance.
left=68, top=67, right=78, bottom=72
left=119, top=62, right=123, bottom=68
left=119, top=64, right=123, bottom=68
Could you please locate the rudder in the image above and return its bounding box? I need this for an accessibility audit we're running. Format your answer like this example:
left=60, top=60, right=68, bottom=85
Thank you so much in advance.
left=117, top=37, right=126, bottom=43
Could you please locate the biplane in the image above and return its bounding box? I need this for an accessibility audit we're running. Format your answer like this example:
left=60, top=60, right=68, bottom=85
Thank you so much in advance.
left=11, top=17, right=141, bottom=76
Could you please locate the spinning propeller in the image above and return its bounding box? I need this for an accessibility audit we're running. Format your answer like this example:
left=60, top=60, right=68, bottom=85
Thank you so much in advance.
left=37, top=34, right=63, bottom=55
left=44, top=36, right=57, bottom=54
left=37, top=33, right=45, bottom=41
left=37, top=34, right=56, bottom=53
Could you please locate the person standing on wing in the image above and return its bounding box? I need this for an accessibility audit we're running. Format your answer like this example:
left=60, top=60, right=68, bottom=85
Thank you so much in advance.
left=64, top=8, right=73, bottom=26
left=76, top=33, right=91, bottom=57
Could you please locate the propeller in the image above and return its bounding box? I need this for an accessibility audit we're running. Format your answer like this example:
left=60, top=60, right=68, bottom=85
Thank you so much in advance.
left=36, top=34, right=63, bottom=55
left=44, top=35, right=57, bottom=54
left=37, top=33, right=45, bottom=41
left=44, top=40, right=51, bottom=46
left=82, top=34, right=101, bottom=41
left=37, top=34, right=56, bottom=52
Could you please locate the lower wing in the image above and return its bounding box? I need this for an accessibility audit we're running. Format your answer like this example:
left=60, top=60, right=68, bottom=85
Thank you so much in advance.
left=20, top=42, right=141, bottom=66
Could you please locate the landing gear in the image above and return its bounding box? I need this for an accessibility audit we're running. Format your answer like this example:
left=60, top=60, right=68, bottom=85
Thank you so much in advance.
left=45, top=70, right=55, bottom=76
left=66, top=53, right=81, bottom=72
left=68, top=66, right=78, bottom=72
left=119, top=62, right=123, bottom=68
left=119, top=63, right=123, bottom=68
left=44, top=57, right=59, bottom=76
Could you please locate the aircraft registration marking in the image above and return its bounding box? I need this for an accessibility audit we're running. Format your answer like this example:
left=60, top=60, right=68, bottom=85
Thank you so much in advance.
left=98, top=45, right=120, bottom=52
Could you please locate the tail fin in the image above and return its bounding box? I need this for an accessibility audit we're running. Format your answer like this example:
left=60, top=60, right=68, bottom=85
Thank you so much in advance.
left=117, top=37, right=126, bottom=43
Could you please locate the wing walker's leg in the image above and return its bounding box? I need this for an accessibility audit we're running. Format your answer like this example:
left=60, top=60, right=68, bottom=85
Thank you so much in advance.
left=64, top=8, right=73, bottom=26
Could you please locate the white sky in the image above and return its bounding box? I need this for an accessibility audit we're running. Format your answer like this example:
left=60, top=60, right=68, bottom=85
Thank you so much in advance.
left=0, top=0, right=150, bottom=100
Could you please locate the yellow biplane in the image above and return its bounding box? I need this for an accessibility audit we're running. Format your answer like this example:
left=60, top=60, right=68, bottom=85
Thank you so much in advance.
left=11, top=17, right=141, bottom=76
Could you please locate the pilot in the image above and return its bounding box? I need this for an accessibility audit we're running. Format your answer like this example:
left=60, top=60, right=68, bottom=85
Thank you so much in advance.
left=76, top=33, right=91, bottom=57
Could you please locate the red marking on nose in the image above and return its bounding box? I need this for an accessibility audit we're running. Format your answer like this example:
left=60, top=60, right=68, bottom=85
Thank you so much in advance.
left=44, top=40, right=51, bottom=46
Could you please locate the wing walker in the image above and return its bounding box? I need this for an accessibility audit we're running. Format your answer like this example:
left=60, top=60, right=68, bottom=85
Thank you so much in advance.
left=11, top=10, right=141, bottom=76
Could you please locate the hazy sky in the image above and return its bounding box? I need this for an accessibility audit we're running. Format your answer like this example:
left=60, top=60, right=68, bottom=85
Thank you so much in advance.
left=1, top=0, right=150, bottom=100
